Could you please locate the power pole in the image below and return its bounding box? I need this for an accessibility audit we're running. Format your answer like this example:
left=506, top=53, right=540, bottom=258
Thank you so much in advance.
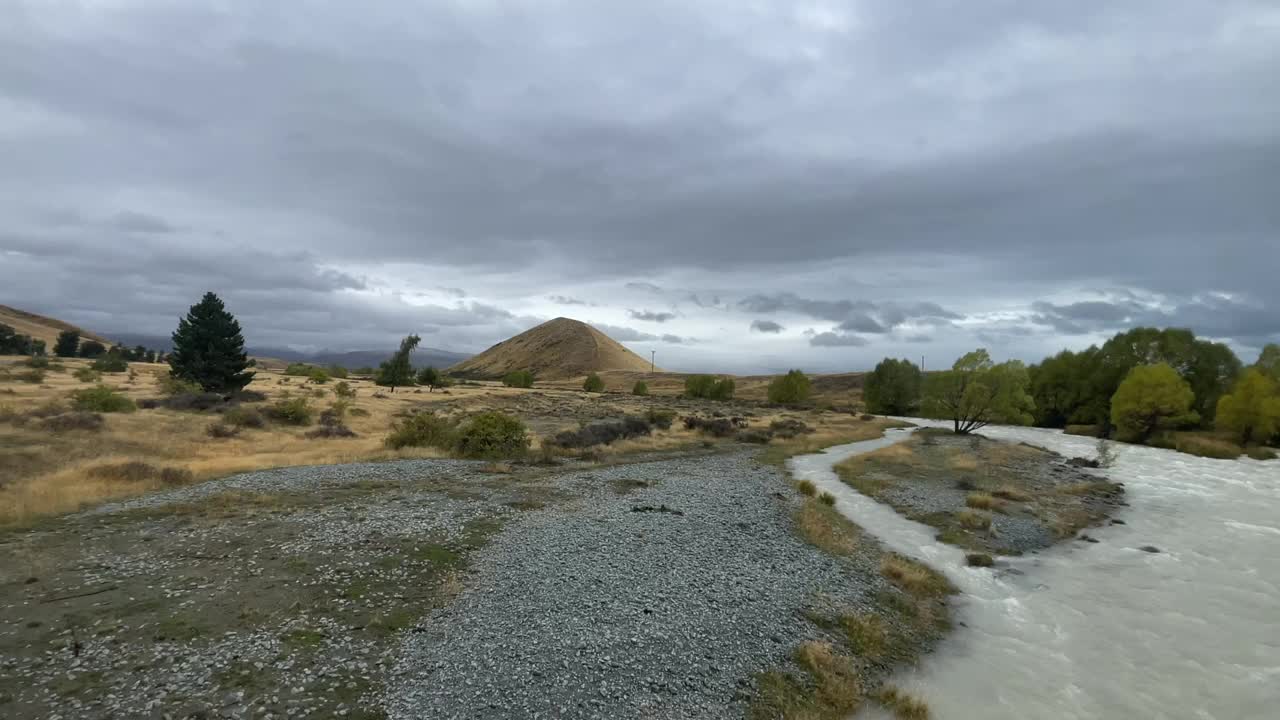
left=921, top=355, right=925, bottom=373
left=650, top=350, right=656, bottom=374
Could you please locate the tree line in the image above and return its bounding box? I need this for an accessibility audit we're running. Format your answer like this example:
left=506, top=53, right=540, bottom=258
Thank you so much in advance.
left=863, top=327, right=1280, bottom=450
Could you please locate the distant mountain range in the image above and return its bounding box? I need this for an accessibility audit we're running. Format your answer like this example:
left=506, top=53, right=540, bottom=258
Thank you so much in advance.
left=104, top=332, right=471, bottom=370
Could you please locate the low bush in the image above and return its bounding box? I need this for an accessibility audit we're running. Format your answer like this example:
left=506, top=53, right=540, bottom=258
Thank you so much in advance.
left=583, top=373, right=605, bottom=393
left=502, top=370, right=535, bottom=388
left=1174, top=435, right=1242, bottom=459
left=24, top=356, right=52, bottom=369
left=818, top=491, right=836, bottom=506
left=548, top=416, right=652, bottom=449
left=159, top=374, right=201, bottom=395
left=1246, top=446, right=1277, bottom=461
left=333, top=381, right=356, bottom=399
left=736, top=429, right=771, bottom=444
left=768, top=418, right=811, bottom=439
left=139, top=392, right=227, bottom=412
left=644, top=408, right=676, bottom=430
left=223, top=406, right=266, bottom=429
left=91, top=355, right=129, bottom=373
left=455, top=412, right=530, bottom=459
left=39, top=412, right=104, bottom=432
left=966, top=553, right=995, bottom=567
left=1064, top=424, right=1103, bottom=438
left=327, top=365, right=349, bottom=379
left=349, top=406, right=370, bottom=418
left=860, top=413, right=875, bottom=421
left=72, top=385, right=136, bottom=413
left=264, top=398, right=313, bottom=426
left=876, top=684, right=931, bottom=720
left=384, top=412, right=458, bottom=450
left=797, top=479, right=817, bottom=496
left=307, top=368, right=331, bottom=384
left=306, top=424, right=357, bottom=439
left=683, top=415, right=735, bottom=437
left=233, top=389, right=268, bottom=403
left=283, top=363, right=314, bottom=377
left=13, top=369, right=45, bottom=384
left=631, top=380, right=648, bottom=396
left=160, top=467, right=194, bottom=486
left=89, top=461, right=158, bottom=482
left=207, top=422, right=240, bottom=438
left=965, top=493, right=1000, bottom=510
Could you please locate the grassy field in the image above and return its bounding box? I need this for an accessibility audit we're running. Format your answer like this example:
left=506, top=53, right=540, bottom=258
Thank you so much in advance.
left=0, top=356, right=887, bottom=528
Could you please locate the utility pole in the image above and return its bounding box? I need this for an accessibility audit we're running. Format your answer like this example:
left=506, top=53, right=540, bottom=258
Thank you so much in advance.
left=650, top=350, right=656, bottom=374
left=921, top=355, right=925, bottom=372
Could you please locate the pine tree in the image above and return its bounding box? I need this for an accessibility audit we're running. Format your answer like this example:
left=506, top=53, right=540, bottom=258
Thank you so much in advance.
left=168, top=292, right=255, bottom=393
left=376, top=335, right=420, bottom=392
left=53, top=329, right=80, bottom=357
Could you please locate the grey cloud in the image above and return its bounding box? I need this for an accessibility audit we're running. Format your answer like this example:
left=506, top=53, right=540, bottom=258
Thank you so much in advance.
left=739, top=293, right=865, bottom=322
left=746, top=293, right=963, bottom=333
left=628, top=309, right=676, bottom=323
left=109, top=211, right=176, bottom=234
left=594, top=324, right=659, bottom=342
left=439, top=287, right=468, bottom=298
left=661, top=334, right=691, bottom=344
left=625, top=282, right=664, bottom=294
left=810, top=332, right=870, bottom=347
left=549, top=295, right=589, bottom=306
left=837, top=313, right=887, bottom=334
left=750, top=319, right=784, bottom=333
left=905, top=334, right=933, bottom=343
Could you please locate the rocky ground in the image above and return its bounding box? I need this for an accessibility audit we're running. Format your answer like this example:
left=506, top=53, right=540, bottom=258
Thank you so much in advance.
left=0, top=445, right=927, bottom=719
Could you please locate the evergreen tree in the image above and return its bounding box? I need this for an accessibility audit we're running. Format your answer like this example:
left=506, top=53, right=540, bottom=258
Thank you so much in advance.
left=375, top=335, right=420, bottom=392
left=78, top=340, right=107, bottom=358
left=168, top=292, right=255, bottom=393
left=53, top=329, right=80, bottom=357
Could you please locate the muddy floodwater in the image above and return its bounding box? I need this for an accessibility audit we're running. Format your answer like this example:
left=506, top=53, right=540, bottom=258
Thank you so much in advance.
left=790, top=424, right=1280, bottom=720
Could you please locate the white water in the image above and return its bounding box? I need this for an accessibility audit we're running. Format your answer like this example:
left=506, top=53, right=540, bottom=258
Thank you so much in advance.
left=788, top=424, right=1280, bottom=720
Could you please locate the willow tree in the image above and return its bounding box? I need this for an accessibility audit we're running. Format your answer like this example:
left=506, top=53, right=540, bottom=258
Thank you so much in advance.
left=923, top=349, right=1034, bottom=434
left=375, top=335, right=420, bottom=392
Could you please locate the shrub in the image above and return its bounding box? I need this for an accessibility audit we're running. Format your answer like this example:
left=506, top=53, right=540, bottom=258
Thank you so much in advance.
left=307, top=367, right=331, bottom=384
left=683, top=415, right=735, bottom=437
left=767, top=369, right=812, bottom=405
left=797, top=479, right=817, bottom=496
left=91, top=355, right=129, bottom=373
left=89, top=461, right=157, bottom=482
left=736, top=429, right=771, bottom=443
left=631, top=380, right=648, bottom=396
left=264, top=398, right=313, bottom=426
left=160, top=467, right=194, bottom=486
left=768, top=418, right=811, bottom=439
left=349, top=406, right=370, bottom=417
left=583, top=373, right=605, bottom=393
left=327, top=365, right=349, bottom=379
left=207, top=422, right=240, bottom=438
left=1246, top=446, right=1277, bottom=461
left=139, top=392, right=227, bottom=412
left=78, top=340, right=107, bottom=358
left=966, top=553, right=995, bottom=567
left=223, top=406, right=266, bottom=429
left=283, top=362, right=314, bottom=376
left=333, top=381, right=356, bottom=399
left=38, top=412, right=104, bottom=432
left=384, top=412, right=458, bottom=450
left=233, top=389, right=268, bottom=403
left=1174, top=435, right=1241, bottom=459
left=159, top=374, right=201, bottom=395
left=644, top=408, right=676, bottom=429
left=306, top=424, right=357, bottom=439
left=14, top=369, right=45, bottom=384
left=71, top=367, right=100, bottom=383
left=24, top=356, right=51, bottom=369
left=818, top=491, right=836, bottom=506
left=684, top=374, right=734, bottom=400
left=455, top=412, right=530, bottom=459
left=502, top=370, right=535, bottom=388
left=72, top=385, right=136, bottom=413
left=548, top=416, right=651, bottom=449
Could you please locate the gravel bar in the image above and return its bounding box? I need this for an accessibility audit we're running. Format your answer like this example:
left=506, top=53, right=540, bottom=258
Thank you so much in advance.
left=386, top=451, right=866, bottom=719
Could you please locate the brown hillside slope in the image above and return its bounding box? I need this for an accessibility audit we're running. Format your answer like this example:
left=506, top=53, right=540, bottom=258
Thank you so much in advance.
left=0, top=304, right=112, bottom=350
left=449, top=317, right=656, bottom=380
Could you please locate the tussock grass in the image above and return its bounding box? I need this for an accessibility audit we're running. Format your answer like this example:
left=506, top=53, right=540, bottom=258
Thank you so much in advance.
left=964, top=492, right=1000, bottom=510
left=876, top=684, right=931, bottom=719
left=990, top=485, right=1031, bottom=501
left=840, top=613, right=887, bottom=659
left=796, top=479, right=817, bottom=496
left=956, top=509, right=991, bottom=530
left=818, top=491, right=836, bottom=506
left=880, top=554, right=954, bottom=598
left=794, top=499, right=861, bottom=556
left=795, top=641, right=862, bottom=713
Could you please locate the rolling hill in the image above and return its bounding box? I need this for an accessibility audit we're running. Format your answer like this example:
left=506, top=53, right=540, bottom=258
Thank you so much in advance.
left=0, top=304, right=113, bottom=350
left=448, top=317, right=656, bottom=380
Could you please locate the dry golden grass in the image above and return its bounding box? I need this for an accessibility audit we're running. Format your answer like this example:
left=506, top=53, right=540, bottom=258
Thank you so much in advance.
left=946, top=451, right=979, bottom=472
left=794, top=641, right=862, bottom=714
left=956, top=508, right=991, bottom=530
left=880, top=554, right=954, bottom=598
left=876, top=684, right=931, bottom=720
left=964, top=492, right=1001, bottom=511
left=990, top=485, right=1031, bottom=502
left=795, top=499, right=861, bottom=556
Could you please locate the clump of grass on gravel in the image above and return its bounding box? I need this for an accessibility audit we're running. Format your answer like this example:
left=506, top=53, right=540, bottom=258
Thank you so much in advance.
left=751, top=642, right=863, bottom=720
left=795, top=499, right=861, bottom=556
left=876, top=684, right=931, bottom=719
left=965, top=492, right=1000, bottom=510
left=796, top=479, right=817, bottom=496
left=956, top=508, right=991, bottom=530
left=880, top=554, right=954, bottom=598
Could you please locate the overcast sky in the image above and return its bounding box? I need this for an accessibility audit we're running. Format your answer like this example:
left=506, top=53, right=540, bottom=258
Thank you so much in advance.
left=2, top=1, right=1277, bottom=373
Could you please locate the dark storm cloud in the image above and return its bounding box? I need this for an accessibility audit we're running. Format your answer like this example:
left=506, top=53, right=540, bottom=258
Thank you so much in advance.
left=1, top=0, right=1276, bottom=360
left=750, top=320, right=784, bottom=334
left=628, top=310, right=676, bottom=323
left=810, top=332, right=870, bottom=348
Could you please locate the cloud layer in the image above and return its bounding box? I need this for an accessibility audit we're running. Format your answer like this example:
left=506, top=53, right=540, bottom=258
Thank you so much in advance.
left=2, top=1, right=1277, bottom=371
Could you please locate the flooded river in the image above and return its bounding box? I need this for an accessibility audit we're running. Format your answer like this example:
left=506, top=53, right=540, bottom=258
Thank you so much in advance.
left=788, top=424, right=1280, bottom=720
